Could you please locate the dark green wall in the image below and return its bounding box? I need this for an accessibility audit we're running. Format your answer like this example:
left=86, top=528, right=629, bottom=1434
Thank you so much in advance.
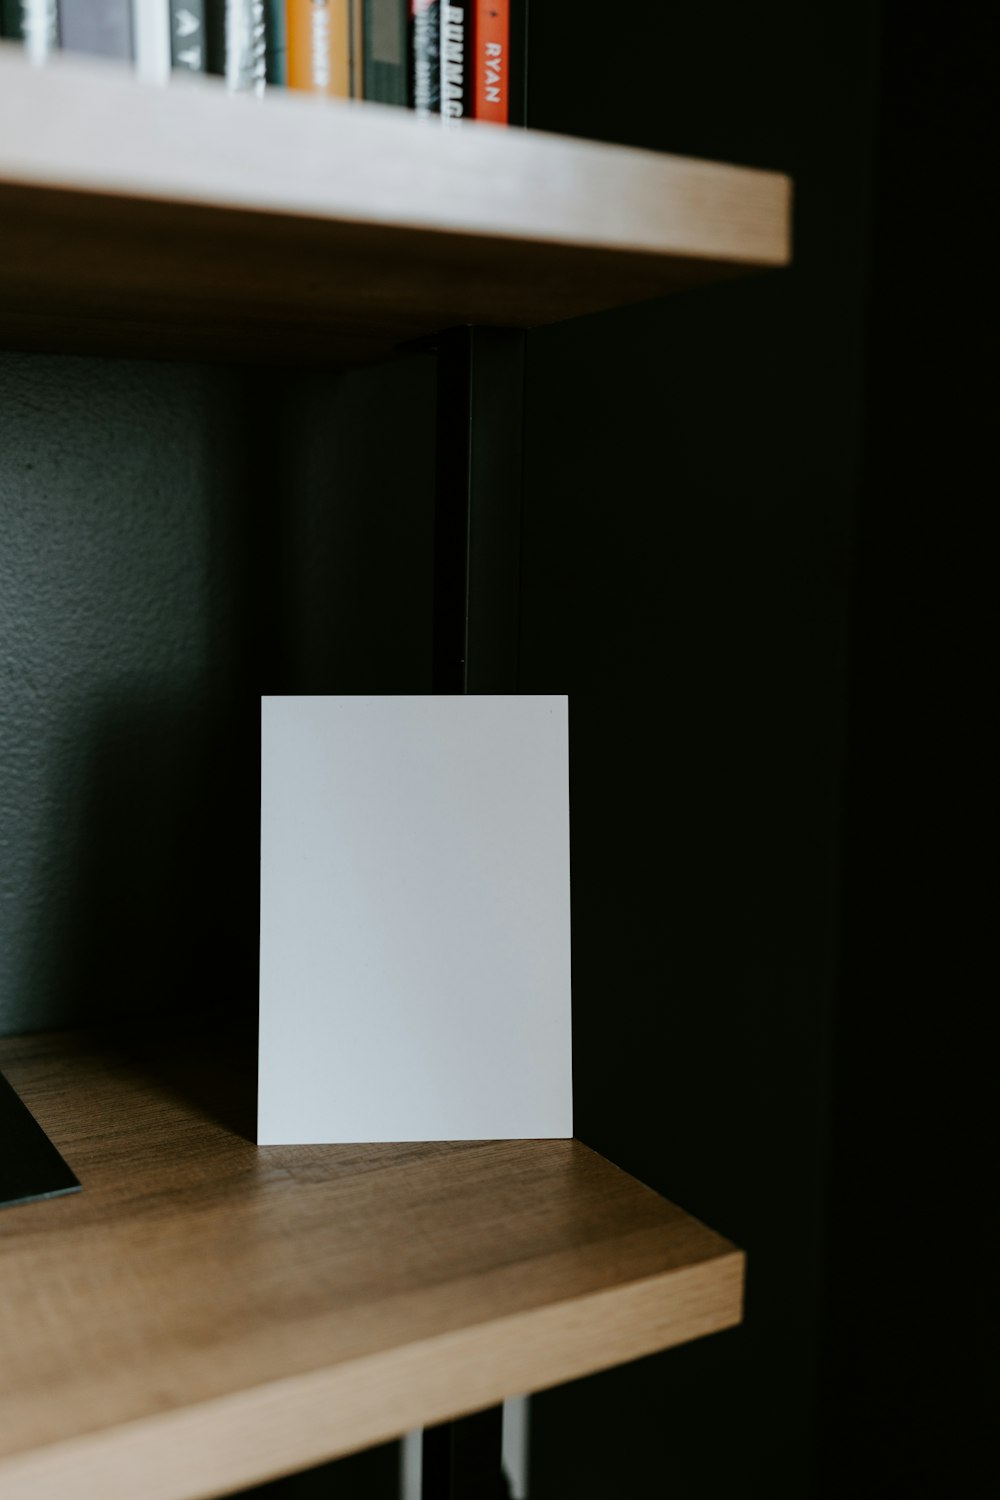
left=0, top=354, right=435, bottom=1045
left=818, top=4, right=993, bottom=1495
left=522, top=3, right=880, bottom=1496
left=0, top=347, right=436, bottom=1496
left=0, top=1, right=900, bottom=1495
left=0, top=354, right=246, bottom=1037
left=0, top=351, right=434, bottom=1496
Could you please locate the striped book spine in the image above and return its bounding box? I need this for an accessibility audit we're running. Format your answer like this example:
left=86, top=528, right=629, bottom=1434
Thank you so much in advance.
left=409, top=0, right=439, bottom=115
left=22, top=0, right=58, bottom=59
left=226, top=0, right=266, bottom=92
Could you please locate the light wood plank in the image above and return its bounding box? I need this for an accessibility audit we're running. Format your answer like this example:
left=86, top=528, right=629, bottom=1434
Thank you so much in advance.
left=0, top=1032, right=743, bottom=1500
left=0, top=46, right=790, bottom=363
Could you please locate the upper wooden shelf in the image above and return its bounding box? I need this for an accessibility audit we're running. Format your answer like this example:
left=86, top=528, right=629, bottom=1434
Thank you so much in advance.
left=0, top=1031, right=742, bottom=1500
left=0, top=46, right=791, bottom=364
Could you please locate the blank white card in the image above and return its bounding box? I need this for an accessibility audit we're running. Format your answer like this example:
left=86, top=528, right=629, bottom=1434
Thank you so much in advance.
left=258, top=696, right=572, bottom=1143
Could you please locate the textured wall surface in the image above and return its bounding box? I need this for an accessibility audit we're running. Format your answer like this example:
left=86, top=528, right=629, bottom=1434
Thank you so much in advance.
left=0, top=346, right=433, bottom=1500
left=521, top=2, right=879, bottom=1496
left=0, top=353, right=246, bottom=1037
left=0, top=351, right=434, bottom=1044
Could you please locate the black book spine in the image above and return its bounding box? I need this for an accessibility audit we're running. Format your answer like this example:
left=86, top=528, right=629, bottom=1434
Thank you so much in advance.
left=439, top=0, right=471, bottom=122
left=409, top=0, right=440, bottom=115
left=203, top=0, right=225, bottom=75
left=0, top=0, right=24, bottom=39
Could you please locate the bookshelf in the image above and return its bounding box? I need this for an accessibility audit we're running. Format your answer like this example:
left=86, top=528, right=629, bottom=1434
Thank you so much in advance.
left=0, top=40, right=790, bottom=1500
left=0, top=47, right=790, bottom=364
left=0, top=1032, right=743, bottom=1500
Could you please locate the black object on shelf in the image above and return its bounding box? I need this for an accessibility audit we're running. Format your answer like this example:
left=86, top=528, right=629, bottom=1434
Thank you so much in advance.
left=0, top=1070, right=81, bottom=1209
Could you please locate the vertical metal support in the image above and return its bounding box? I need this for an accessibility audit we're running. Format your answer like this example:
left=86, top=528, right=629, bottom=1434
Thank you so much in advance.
left=422, top=1406, right=510, bottom=1500
left=423, top=325, right=527, bottom=1495
left=432, top=326, right=527, bottom=695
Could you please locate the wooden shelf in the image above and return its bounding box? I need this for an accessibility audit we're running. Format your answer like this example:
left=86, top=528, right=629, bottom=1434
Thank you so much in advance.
left=0, top=47, right=790, bottom=364
left=0, top=1031, right=743, bottom=1500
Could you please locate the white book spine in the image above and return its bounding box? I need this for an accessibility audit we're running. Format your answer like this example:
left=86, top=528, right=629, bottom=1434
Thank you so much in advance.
left=225, top=0, right=266, bottom=95
left=22, top=0, right=57, bottom=64
left=133, top=1, right=171, bottom=84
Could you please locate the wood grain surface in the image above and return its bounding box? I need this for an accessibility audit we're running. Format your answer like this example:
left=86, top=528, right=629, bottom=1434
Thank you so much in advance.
left=0, top=46, right=790, bottom=364
left=0, top=1032, right=743, bottom=1500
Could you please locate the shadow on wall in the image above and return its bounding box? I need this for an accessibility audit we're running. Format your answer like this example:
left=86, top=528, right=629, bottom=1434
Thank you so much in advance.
left=19, top=686, right=262, bottom=1139
left=0, top=348, right=436, bottom=1154
left=0, top=346, right=433, bottom=1500
left=0, top=350, right=267, bottom=1135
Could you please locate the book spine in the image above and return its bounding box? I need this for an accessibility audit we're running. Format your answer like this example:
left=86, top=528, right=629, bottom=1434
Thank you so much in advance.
left=22, top=0, right=57, bottom=59
left=203, top=0, right=225, bottom=73
left=57, top=0, right=133, bottom=59
left=474, top=0, right=507, bottom=124
left=286, top=0, right=350, bottom=96
left=170, top=0, right=207, bottom=73
left=133, top=0, right=171, bottom=82
left=263, top=0, right=285, bottom=82
left=408, top=0, right=438, bottom=115
left=225, top=0, right=266, bottom=92
left=1, top=0, right=24, bottom=39
left=363, top=0, right=405, bottom=105
left=348, top=0, right=361, bottom=95
left=439, top=0, right=470, bottom=124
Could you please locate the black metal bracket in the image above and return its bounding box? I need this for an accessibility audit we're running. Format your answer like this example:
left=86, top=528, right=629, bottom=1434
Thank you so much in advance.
left=433, top=325, right=527, bottom=695
left=424, top=323, right=528, bottom=1492
left=422, top=1406, right=512, bottom=1499
left=0, top=1070, right=80, bottom=1209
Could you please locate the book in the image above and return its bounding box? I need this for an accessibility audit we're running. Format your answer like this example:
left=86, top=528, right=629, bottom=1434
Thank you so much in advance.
left=21, top=0, right=58, bottom=59
left=225, top=0, right=266, bottom=92
left=133, top=0, right=171, bottom=83
left=439, top=0, right=471, bottom=123
left=474, top=0, right=507, bottom=124
left=204, top=0, right=224, bottom=72
left=0, top=0, right=24, bottom=39
left=57, top=0, right=132, bottom=59
left=348, top=0, right=361, bottom=94
left=363, top=0, right=405, bottom=106
left=170, top=1, right=207, bottom=73
left=264, top=0, right=286, bottom=82
left=286, top=0, right=350, bottom=96
left=408, top=0, right=438, bottom=115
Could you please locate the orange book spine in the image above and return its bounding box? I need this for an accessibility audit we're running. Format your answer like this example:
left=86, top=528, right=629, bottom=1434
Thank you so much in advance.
left=286, top=0, right=350, bottom=96
left=475, top=0, right=509, bottom=123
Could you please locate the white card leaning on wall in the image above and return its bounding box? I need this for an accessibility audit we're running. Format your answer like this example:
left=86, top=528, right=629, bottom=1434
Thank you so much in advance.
left=258, top=696, right=573, bottom=1144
